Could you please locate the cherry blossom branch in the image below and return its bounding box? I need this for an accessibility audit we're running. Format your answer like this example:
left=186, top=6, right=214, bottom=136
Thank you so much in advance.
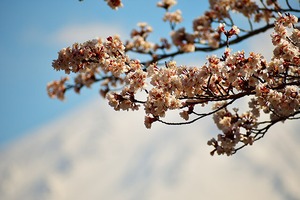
left=48, top=1, right=300, bottom=156
left=141, top=23, right=275, bottom=65
left=157, top=99, right=237, bottom=126
left=232, top=110, right=300, bottom=154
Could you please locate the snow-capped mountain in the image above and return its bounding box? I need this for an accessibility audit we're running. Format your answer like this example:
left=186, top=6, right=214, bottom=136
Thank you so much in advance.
left=0, top=99, right=299, bottom=200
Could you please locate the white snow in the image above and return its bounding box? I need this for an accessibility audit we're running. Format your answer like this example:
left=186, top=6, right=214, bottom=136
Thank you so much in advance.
left=0, top=98, right=299, bottom=200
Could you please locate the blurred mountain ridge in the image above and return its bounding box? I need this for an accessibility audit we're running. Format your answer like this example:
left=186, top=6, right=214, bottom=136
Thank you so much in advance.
left=0, top=98, right=299, bottom=200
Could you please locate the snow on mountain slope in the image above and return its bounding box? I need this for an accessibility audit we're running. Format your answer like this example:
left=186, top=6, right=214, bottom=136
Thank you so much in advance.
left=0, top=99, right=299, bottom=200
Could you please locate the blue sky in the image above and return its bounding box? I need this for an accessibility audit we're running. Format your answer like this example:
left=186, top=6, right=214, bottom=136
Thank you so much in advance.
left=1, top=0, right=296, bottom=146
left=0, top=0, right=211, bottom=146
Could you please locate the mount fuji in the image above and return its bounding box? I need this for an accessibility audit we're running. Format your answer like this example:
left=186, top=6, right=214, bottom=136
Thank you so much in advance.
left=0, top=98, right=299, bottom=200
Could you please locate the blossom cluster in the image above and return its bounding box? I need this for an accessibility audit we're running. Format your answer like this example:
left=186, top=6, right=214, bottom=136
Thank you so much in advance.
left=49, top=0, right=300, bottom=155
left=48, top=36, right=130, bottom=100
left=52, top=36, right=129, bottom=76
left=105, top=0, right=123, bottom=10
left=47, top=77, right=69, bottom=101
left=126, top=23, right=154, bottom=53
left=157, top=0, right=177, bottom=10
left=208, top=103, right=257, bottom=156
left=163, top=10, right=183, bottom=24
